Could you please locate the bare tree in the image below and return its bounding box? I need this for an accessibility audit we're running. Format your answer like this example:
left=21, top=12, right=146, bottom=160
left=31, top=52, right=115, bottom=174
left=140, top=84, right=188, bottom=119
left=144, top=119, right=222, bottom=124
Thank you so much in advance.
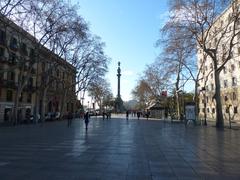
left=132, top=79, right=153, bottom=110
left=164, top=0, right=239, bottom=128
left=88, top=77, right=112, bottom=113
left=132, top=60, right=173, bottom=110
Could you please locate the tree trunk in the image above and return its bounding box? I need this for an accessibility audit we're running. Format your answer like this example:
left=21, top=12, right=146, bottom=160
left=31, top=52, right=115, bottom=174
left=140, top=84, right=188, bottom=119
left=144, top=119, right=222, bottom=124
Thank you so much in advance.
left=40, top=88, right=48, bottom=123
left=59, top=89, right=67, bottom=119
left=214, top=71, right=224, bottom=128
left=175, top=69, right=181, bottom=120
left=194, top=81, right=199, bottom=121
left=13, top=86, right=22, bottom=125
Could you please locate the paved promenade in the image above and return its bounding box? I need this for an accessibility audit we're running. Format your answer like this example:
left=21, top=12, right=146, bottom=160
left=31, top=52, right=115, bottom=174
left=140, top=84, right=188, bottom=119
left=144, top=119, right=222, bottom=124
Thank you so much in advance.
left=0, top=116, right=240, bottom=179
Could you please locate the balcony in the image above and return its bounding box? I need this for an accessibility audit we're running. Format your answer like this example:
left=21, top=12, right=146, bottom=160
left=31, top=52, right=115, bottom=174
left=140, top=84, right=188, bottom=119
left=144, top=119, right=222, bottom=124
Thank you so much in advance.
left=0, top=80, right=17, bottom=89
left=24, top=85, right=36, bottom=92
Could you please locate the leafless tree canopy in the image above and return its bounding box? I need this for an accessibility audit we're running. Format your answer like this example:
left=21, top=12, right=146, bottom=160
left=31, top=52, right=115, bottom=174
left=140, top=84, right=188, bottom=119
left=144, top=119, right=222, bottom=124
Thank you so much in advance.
left=0, top=0, right=110, bottom=123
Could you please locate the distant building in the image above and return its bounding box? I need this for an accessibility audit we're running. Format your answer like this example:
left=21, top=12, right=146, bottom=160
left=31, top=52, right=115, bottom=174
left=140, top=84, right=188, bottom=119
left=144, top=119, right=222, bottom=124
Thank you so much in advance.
left=0, top=15, right=77, bottom=123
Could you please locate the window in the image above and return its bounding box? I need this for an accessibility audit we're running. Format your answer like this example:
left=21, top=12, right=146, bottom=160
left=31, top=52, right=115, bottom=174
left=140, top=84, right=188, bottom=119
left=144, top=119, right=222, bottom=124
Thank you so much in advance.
left=229, top=25, right=232, bottom=31
left=231, top=64, right=235, bottom=71
left=234, top=107, right=238, bottom=114
left=62, top=72, right=65, bottom=80
left=0, top=29, right=6, bottom=45
left=207, top=96, right=209, bottom=103
left=210, top=73, right=213, bottom=79
left=228, top=13, right=232, bottom=23
left=6, top=90, right=13, bottom=101
left=205, top=66, right=208, bottom=71
left=30, top=49, right=35, bottom=62
left=226, top=107, right=229, bottom=113
left=233, top=92, right=237, bottom=100
left=206, top=85, right=209, bottom=91
left=28, top=78, right=33, bottom=87
left=0, top=71, right=3, bottom=81
left=7, top=72, right=15, bottom=81
left=66, top=103, right=69, bottom=111
left=19, top=93, right=23, bottom=102
left=9, top=52, right=16, bottom=64
left=225, top=96, right=228, bottom=101
left=223, top=67, right=227, bottom=74
left=10, top=37, right=18, bottom=51
left=0, top=47, right=4, bottom=57
left=210, top=63, right=213, bottom=70
left=212, top=108, right=215, bottom=113
left=211, top=84, right=214, bottom=91
left=224, top=80, right=228, bottom=88
left=21, top=43, right=27, bottom=56
left=232, top=77, right=237, bottom=86
left=238, top=47, right=240, bottom=55
left=207, top=108, right=210, bottom=113
left=214, top=38, right=217, bottom=46
left=27, top=93, right=32, bottom=103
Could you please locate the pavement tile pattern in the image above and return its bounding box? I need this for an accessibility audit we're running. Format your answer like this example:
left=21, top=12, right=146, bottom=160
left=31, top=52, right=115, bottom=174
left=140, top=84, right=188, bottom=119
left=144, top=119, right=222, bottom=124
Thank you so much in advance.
left=0, top=116, right=240, bottom=179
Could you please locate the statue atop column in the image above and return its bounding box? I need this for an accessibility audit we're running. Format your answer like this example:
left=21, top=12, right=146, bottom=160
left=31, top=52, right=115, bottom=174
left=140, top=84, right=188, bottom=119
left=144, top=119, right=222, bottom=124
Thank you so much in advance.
left=115, top=61, right=124, bottom=113
left=117, top=62, right=121, bottom=99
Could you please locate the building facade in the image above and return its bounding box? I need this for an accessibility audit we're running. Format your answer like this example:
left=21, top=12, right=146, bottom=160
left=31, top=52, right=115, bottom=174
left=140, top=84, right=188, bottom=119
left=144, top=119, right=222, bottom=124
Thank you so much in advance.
left=0, top=16, right=77, bottom=123
left=198, top=2, right=240, bottom=123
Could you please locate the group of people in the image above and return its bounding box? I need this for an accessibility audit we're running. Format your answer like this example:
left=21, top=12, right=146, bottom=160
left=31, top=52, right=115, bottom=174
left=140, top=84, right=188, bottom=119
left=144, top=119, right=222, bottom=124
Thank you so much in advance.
left=102, top=111, right=111, bottom=120
left=126, top=110, right=150, bottom=120
left=67, top=109, right=151, bottom=130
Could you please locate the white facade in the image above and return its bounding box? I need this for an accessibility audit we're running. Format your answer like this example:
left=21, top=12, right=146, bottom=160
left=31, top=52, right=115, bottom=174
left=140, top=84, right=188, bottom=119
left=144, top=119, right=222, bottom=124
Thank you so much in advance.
left=198, top=2, right=240, bottom=123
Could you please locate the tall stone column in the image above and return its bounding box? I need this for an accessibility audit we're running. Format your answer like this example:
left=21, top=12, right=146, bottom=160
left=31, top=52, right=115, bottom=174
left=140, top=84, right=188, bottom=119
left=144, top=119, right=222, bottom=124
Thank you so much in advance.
left=115, top=61, right=124, bottom=113
left=117, top=62, right=121, bottom=99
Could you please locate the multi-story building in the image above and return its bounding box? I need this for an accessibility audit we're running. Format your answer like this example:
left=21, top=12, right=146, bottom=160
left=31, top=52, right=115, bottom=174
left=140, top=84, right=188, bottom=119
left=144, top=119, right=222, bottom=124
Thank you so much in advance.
left=198, top=2, right=240, bottom=123
left=0, top=15, right=77, bottom=123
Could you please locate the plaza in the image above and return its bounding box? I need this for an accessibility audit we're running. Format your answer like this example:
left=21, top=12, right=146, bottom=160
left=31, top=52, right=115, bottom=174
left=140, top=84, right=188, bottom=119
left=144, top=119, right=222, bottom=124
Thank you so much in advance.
left=0, top=116, right=240, bottom=179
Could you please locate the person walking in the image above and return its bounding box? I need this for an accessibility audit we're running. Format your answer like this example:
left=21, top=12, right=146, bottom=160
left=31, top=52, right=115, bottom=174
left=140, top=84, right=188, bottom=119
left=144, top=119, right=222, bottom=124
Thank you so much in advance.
left=67, top=111, right=73, bottom=127
left=146, top=110, right=150, bottom=120
left=126, top=110, right=129, bottom=120
left=84, top=112, right=90, bottom=131
left=137, top=111, right=141, bottom=120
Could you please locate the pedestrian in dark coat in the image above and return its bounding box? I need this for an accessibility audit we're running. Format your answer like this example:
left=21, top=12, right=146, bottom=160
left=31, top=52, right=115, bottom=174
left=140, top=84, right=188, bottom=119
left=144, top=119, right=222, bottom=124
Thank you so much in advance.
left=137, top=111, right=141, bottom=120
left=126, top=110, right=129, bottom=120
left=67, top=111, right=73, bottom=127
left=84, top=112, right=89, bottom=131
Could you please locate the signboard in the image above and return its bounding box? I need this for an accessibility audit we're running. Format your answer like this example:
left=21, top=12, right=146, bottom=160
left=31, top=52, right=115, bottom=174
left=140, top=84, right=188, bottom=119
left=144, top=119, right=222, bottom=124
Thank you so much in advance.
left=185, top=105, right=196, bottom=121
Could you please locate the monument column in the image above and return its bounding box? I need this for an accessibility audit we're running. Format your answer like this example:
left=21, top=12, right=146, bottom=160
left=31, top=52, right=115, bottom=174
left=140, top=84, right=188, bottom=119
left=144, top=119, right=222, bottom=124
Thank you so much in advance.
left=115, top=61, right=124, bottom=113
left=117, top=62, right=121, bottom=98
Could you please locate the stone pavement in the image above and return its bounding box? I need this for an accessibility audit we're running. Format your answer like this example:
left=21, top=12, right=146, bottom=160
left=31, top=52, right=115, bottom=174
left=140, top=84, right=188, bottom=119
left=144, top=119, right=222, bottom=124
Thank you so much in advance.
left=0, top=117, right=240, bottom=180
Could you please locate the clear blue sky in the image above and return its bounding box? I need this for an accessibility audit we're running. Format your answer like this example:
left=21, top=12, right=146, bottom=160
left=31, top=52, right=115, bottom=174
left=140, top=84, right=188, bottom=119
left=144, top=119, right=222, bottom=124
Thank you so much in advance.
left=75, top=0, right=169, bottom=101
